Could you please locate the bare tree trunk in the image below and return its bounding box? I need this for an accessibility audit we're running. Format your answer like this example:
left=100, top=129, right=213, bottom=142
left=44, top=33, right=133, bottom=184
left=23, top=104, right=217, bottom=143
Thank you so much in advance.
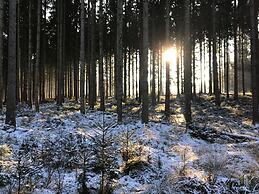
left=141, top=0, right=149, bottom=123
left=208, top=37, right=212, bottom=95
left=35, top=0, right=41, bottom=112
left=6, top=0, right=17, bottom=126
left=250, top=0, right=259, bottom=124
left=28, top=0, right=32, bottom=107
left=177, top=38, right=180, bottom=96
left=199, top=39, right=203, bottom=94
left=80, top=0, right=86, bottom=114
left=192, top=40, right=196, bottom=98
left=184, top=0, right=192, bottom=127
left=17, top=0, right=21, bottom=103
left=151, top=49, right=156, bottom=106
left=89, top=0, right=96, bottom=109
left=99, top=0, right=105, bottom=111
left=116, top=0, right=123, bottom=122
left=0, top=0, right=3, bottom=110
left=241, top=26, right=245, bottom=96
left=165, top=0, right=170, bottom=117
left=212, top=0, right=220, bottom=106
left=233, top=0, right=238, bottom=100
left=57, top=0, right=65, bottom=106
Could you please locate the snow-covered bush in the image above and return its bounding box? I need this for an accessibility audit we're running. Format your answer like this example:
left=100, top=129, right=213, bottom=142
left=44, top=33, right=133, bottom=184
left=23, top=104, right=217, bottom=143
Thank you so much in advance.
left=198, top=144, right=229, bottom=182
left=119, top=128, right=147, bottom=176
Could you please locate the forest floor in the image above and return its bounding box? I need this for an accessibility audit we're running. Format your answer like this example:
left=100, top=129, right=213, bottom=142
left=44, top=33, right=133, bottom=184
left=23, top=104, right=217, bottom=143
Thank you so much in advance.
left=0, top=95, right=259, bottom=194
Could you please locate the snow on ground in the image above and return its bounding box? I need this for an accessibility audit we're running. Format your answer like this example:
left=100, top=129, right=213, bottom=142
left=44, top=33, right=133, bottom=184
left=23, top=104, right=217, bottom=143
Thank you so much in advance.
left=0, top=98, right=259, bottom=193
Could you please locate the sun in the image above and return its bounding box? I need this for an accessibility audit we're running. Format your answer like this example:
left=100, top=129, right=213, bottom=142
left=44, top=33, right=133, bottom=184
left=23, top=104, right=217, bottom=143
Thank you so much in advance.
left=163, top=47, right=177, bottom=65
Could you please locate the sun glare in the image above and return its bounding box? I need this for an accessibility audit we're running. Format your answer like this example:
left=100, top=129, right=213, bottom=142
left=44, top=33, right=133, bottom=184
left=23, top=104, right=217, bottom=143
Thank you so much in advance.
left=163, top=47, right=177, bottom=65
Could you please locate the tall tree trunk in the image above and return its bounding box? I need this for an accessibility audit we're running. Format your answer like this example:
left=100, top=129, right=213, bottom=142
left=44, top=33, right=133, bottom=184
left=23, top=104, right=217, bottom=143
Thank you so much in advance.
left=212, top=0, right=220, bottom=106
left=250, top=0, right=259, bottom=124
left=241, top=26, right=245, bottom=96
left=176, top=39, right=180, bottom=96
left=17, top=0, right=21, bottom=103
left=141, top=0, right=149, bottom=123
left=57, top=0, right=64, bottom=106
left=151, top=49, right=156, bottom=106
left=116, top=0, right=123, bottom=122
left=123, top=49, right=127, bottom=101
left=99, top=0, right=105, bottom=111
left=208, top=37, right=212, bottom=95
left=80, top=0, right=86, bottom=114
left=165, top=0, right=170, bottom=117
left=184, top=0, right=192, bottom=127
left=28, top=0, right=32, bottom=107
left=192, top=40, right=196, bottom=98
left=6, top=0, right=17, bottom=126
left=233, top=0, right=238, bottom=100
left=0, top=0, right=3, bottom=110
left=89, top=0, right=96, bottom=109
left=199, top=39, right=203, bottom=94
left=35, top=0, right=41, bottom=112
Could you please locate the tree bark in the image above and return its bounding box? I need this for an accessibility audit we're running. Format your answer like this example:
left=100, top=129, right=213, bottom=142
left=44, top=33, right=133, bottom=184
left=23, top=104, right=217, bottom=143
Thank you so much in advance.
left=141, top=0, right=149, bottom=123
left=212, top=0, right=220, bottom=106
left=35, top=0, right=41, bottom=112
left=80, top=0, right=86, bottom=114
left=89, top=0, right=96, bottom=109
left=6, top=0, right=17, bottom=126
left=233, top=0, right=238, bottom=100
left=0, top=0, right=3, bottom=110
left=184, top=0, right=192, bottom=127
left=165, top=0, right=170, bottom=117
left=250, top=0, right=259, bottom=124
left=116, top=0, right=123, bottom=122
left=99, top=0, right=105, bottom=111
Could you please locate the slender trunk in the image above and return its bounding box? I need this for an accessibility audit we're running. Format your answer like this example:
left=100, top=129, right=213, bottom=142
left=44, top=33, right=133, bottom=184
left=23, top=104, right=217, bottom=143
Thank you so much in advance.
left=123, top=49, right=127, bottom=101
left=80, top=0, right=85, bottom=114
left=151, top=49, right=156, bottom=105
left=116, top=0, right=123, bottom=122
left=99, top=0, right=105, bottom=111
left=234, top=0, right=238, bottom=100
left=141, top=0, right=149, bottom=123
left=241, top=26, right=245, bottom=96
left=184, top=0, right=192, bottom=127
left=199, top=39, right=203, bottom=93
left=6, top=0, right=17, bottom=126
left=17, top=0, right=21, bottom=103
left=176, top=39, right=180, bottom=96
left=0, top=0, right=3, bottom=110
left=35, top=0, right=41, bottom=112
left=165, top=0, right=170, bottom=117
left=89, top=0, right=96, bottom=109
left=57, top=0, right=64, bottom=106
left=208, top=37, right=212, bottom=95
left=28, top=0, right=32, bottom=107
left=128, top=48, right=131, bottom=98
left=192, top=40, right=196, bottom=98
left=212, top=0, right=220, bottom=106
left=250, top=0, right=259, bottom=124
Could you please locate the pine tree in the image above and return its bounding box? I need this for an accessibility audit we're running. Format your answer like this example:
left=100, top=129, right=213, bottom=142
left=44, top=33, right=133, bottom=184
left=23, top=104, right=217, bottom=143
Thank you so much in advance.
left=165, top=0, right=170, bottom=117
left=6, top=0, right=17, bottom=126
left=35, top=0, right=41, bottom=112
left=80, top=0, right=86, bottom=114
left=212, top=0, right=220, bottom=106
left=141, top=0, right=149, bottom=123
left=0, top=0, right=3, bottom=110
left=116, top=0, right=123, bottom=123
left=184, top=0, right=192, bottom=127
left=99, top=0, right=105, bottom=111
left=250, top=0, right=259, bottom=124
